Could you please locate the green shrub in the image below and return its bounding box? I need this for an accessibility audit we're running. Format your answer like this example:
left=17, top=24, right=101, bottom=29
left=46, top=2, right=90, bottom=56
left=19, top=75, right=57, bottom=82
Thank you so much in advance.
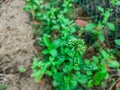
left=25, top=0, right=120, bottom=90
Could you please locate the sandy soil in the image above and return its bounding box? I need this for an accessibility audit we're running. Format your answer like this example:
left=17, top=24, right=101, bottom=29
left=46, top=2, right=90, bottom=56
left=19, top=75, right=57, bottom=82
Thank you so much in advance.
left=0, top=0, right=52, bottom=90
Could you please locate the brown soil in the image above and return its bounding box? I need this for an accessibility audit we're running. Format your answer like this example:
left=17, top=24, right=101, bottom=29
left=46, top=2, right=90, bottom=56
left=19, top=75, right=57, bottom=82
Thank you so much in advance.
left=0, top=0, right=52, bottom=90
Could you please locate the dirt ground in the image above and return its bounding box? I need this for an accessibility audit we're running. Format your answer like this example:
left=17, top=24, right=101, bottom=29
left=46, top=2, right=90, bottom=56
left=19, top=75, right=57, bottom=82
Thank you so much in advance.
left=0, top=0, right=52, bottom=90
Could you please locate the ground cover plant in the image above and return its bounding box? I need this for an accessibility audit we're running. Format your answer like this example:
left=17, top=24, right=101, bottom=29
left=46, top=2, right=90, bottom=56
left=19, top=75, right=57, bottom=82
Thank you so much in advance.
left=25, top=0, right=120, bottom=90
left=0, top=84, right=6, bottom=90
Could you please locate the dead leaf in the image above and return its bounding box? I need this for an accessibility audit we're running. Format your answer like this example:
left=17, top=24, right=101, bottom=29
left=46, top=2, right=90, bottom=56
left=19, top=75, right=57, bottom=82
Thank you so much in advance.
left=75, top=19, right=87, bottom=27
left=32, top=20, right=39, bottom=25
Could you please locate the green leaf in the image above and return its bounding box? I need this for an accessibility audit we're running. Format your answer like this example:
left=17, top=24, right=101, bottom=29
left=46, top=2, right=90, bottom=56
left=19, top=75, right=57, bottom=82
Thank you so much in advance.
left=94, top=70, right=108, bottom=85
left=103, top=10, right=110, bottom=23
left=52, top=39, right=61, bottom=48
left=63, top=65, right=73, bottom=73
left=18, top=67, right=26, bottom=73
left=107, top=23, right=115, bottom=31
left=87, top=80, right=93, bottom=87
left=98, top=34, right=105, bottom=42
left=116, top=1, right=120, bottom=6
left=0, top=84, right=6, bottom=90
left=92, top=56, right=99, bottom=63
left=85, top=59, right=90, bottom=65
left=52, top=80, right=59, bottom=87
left=117, top=87, right=120, bottom=90
left=49, top=49, right=57, bottom=57
left=108, top=61, right=120, bottom=68
left=78, top=74, right=89, bottom=84
left=42, top=49, right=49, bottom=54
left=32, top=57, right=41, bottom=69
left=85, top=23, right=96, bottom=31
left=86, top=71, right=92, bottom=75
left=97, top=6, right=104, bottom=12
left=34, top=70, right=44, bottom=82
left=53, top=73, right=63, bottom=82
left=115, top=39, right=120, bottom=46
left=100, top=50, right=109, bottom=60
left=52, top=25, right=60, bottom=30
left=43, top=34, right=51, bottom=48
left=34, top=0, right=40, bottom=5
left=45, top=70, right=53, bottom=76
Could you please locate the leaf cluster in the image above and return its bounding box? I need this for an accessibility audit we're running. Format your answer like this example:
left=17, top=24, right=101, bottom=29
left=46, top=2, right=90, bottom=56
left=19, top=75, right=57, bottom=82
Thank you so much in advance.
left=25, top=0, right=120, bottom=90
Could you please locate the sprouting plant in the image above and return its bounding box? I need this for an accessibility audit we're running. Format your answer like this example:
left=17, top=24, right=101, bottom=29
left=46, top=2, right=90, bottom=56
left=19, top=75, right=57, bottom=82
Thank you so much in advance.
left=18, top=67, right=26, bottom=73
left=0, top=84, right=6, bottom=90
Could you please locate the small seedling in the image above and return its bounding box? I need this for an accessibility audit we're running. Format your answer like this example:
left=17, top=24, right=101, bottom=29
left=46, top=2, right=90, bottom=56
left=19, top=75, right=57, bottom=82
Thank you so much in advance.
left=0, top=84, right=6, bottom=90
left=18, top=67, right=26, bottom=73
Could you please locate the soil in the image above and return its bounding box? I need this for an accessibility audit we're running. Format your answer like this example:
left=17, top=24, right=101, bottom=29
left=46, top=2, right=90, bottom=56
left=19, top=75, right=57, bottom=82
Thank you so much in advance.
left=0, top=0, right=52, bottom=90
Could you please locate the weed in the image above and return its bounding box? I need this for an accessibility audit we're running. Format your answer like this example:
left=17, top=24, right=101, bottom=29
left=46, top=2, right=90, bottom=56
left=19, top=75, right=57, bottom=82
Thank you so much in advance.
left=18, top=67, right=26, bottom=73
left=25, top=0, right=120, bottom=90
left=0, top=84, right=6, bottom=90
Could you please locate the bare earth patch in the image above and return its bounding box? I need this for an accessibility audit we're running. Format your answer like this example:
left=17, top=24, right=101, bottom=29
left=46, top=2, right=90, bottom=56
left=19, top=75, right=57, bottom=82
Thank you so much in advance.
left=0, top=0, right=52, bottom=90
